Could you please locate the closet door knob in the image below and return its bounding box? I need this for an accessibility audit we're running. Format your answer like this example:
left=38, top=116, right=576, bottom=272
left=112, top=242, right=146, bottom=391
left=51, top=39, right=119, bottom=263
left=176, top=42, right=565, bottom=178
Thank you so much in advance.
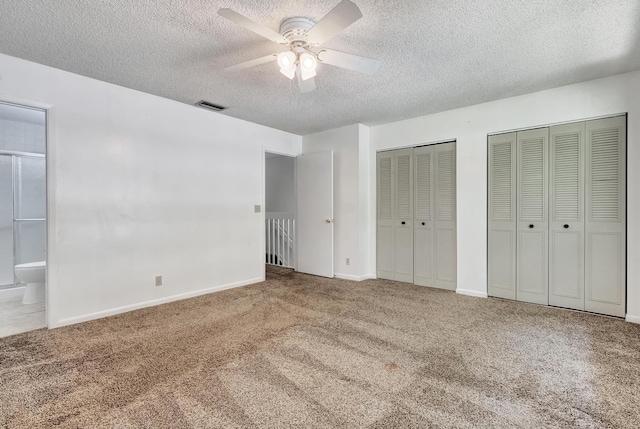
left=422, top=222, right=426, bottom=226
left=401, top=221, right=406, bottom=225
left=564, top=224, right=569, bottom=229
left=529, top=224, right=534, bottom=229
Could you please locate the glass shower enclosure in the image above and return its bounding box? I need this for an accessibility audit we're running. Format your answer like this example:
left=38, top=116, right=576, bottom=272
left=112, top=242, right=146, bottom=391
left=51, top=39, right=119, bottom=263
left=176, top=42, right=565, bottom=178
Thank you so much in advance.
left=0, top=102, right=46, bottom=290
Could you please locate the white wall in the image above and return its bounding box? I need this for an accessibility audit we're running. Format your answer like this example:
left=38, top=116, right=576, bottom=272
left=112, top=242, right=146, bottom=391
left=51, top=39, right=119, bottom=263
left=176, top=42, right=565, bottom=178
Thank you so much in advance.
left=302, top=124, right=371, bottom=280
left=369, top=70, right=640, bottom=321
left=265, top=155, right=295, bottom=213
left=358, top=124, right=372, bottom=277
left=0, top=53, right=302, bottom=328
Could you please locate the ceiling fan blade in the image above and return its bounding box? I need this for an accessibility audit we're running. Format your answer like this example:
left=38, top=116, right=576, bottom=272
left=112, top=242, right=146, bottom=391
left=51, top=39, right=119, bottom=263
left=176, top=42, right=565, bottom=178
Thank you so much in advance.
left=305, top=0, right=363, bottom=46
left=296, top=67, right=316, bottom=93
left=224, top=54, right=278, bottom=72
left=317, top=49, right=379, bottom=74
left=218, top=9, right=289, bottom=44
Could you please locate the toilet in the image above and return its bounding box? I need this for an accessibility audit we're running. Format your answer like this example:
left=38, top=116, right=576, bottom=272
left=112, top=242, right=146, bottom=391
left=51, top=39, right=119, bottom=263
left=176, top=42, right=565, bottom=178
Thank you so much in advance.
left=15, top=261, right=46, bottom=305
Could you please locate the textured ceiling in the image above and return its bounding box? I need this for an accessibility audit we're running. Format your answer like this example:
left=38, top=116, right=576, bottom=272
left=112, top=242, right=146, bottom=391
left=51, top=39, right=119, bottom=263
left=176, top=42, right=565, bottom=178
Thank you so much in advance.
left=0, top=1, right=638, bottom=135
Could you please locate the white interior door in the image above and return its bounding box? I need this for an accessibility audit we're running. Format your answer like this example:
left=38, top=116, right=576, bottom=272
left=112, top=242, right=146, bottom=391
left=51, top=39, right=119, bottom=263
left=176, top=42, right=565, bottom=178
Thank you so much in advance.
left=488, top=133, right=517, bottom=300
left=585, top=116, right=626, bottom=317
left=393, top=148, right=414, bottom=283
left=516, top=128, right=549, bottom=305
left=296, top=151, right=334, bottom=278
left=377, top=151, right=394, bottom=280
left=414, top=146, right=434, bottom=287
left=549, top=122, right=585, bottom=311
left=434, top=143, right=457, bottom=290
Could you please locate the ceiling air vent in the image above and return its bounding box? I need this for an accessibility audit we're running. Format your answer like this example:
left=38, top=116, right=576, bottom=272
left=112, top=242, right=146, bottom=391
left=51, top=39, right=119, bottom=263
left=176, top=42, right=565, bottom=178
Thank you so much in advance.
left=195, top=100, right=226, bottom=112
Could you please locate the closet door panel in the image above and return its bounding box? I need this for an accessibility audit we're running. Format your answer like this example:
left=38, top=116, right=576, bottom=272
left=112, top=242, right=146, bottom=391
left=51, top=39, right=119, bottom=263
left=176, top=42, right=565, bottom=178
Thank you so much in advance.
left=434, top=143, right=456, bottom=290
left=488, top=133, right=517, bottom=299
left=585, top=116, right=626, bottom=317
left=516, top=128, right=549, bottom=305
left=377, top=152, right=394, bottom=280
left=414, top=146, right=434, bottom=287
left=394, top=149, right=414, bottom=283
left=549, top=122, right=585, bottom=310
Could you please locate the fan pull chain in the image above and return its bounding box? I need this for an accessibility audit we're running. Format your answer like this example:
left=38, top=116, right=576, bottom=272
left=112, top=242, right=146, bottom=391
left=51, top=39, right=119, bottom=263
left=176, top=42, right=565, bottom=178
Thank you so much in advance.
left=289, top=78, right=292, bottom=105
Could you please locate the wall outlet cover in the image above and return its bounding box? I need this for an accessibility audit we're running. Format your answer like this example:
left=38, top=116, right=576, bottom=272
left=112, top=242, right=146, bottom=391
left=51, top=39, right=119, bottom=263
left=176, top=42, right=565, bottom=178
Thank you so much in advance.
left=155, top=275, right=163, bottom=286
left=254, top=205, right=261, bottom=213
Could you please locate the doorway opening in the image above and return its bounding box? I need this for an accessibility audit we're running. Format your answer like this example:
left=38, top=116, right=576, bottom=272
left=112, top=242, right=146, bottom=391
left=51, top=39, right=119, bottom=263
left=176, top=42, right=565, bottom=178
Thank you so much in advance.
left=265, top=152, right=297, bottom=270
left=0, top=102, right=48, bottom=337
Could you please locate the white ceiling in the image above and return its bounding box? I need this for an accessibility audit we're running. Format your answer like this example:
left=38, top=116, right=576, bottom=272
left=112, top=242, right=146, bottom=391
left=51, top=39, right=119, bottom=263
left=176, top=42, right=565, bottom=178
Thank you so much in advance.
left=0, top=1, right=638, bottom=135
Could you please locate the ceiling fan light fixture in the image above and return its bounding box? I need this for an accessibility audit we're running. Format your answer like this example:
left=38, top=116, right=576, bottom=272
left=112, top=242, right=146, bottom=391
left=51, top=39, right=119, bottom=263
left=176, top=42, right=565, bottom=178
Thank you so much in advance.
left=300, top=53, right=317, bottom=71
left=300, top=66, right=317, bottom=81
left=277, top=51, right=296, bottom=70
left=277, top=51, right=297, bottom=80
left=299, top=53, right=317, bottom=81
left=280, top=65, right=296, bottom=80
left=219, top=1, right=379, bottom=92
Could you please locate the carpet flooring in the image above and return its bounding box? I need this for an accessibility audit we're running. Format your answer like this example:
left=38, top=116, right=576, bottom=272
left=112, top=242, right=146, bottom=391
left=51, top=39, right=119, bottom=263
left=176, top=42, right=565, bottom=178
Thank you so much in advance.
left=1, top=266, right=640, bottom=428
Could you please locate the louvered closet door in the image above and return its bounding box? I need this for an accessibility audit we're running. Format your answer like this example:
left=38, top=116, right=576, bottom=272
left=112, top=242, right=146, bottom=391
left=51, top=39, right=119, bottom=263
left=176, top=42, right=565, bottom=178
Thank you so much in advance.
left=394, top=148, right=414, bottom=283
left=516, top=128, right=549, bottom=305
left=414, top=146, right=434, bottom=287
left=377, top=151, right=394, bottom=280
left=434, top=143, right=456, bottom=290
left=488, top=133, right=517, bottom=300
left=585, top=116, right=626, bottom=317
left=549, top=122, right=585, bottom=311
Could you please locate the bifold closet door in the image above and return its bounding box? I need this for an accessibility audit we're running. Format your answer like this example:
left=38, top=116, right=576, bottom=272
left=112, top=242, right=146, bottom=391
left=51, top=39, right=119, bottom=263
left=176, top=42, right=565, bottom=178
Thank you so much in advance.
left=379, top=144, right=456, bottom=288
left=488, top=133, right=517, bottom=300
left=585, top=116, right=626, bottom=317
left=394, top=148, right=414, bottom=283
left=377, top=151, right=394, bottom=280
left=414, top=146, right=434, bottom=287
left=549, top=122, right=585, bottom=311
left=434, top=143, right=456, bottom=290
left=376, top=148, right=414, bottom=283
left=516, top=128, right=549, bottom=305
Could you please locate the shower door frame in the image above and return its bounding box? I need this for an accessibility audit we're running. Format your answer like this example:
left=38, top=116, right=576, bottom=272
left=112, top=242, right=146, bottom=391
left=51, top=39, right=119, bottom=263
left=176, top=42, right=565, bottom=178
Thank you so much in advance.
left=0, top=98, right=53, bottom=329
left=0, top=150, right=47, bottom=289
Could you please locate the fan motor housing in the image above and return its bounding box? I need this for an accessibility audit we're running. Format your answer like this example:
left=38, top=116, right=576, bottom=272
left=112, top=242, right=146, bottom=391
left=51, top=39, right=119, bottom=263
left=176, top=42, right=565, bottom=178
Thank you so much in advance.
left=280, top=17, right=315, bottom=43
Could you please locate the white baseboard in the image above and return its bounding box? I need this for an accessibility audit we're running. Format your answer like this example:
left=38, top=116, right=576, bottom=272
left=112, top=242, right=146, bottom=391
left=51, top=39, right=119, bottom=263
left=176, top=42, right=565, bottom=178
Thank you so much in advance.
left=53, top=277, right=263, bottom=328
left=626, top=314, right=640, bottom=324
left=0, top=286, right=25, bottom=301
left=334, top=273, right=376, bottom=282
left=456, top=288, right=488, bottom=298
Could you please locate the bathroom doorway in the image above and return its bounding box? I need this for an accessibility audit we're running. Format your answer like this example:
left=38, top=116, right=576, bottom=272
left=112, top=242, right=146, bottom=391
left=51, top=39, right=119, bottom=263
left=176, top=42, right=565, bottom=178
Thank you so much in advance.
left=0, top=102, right=47, bottom=337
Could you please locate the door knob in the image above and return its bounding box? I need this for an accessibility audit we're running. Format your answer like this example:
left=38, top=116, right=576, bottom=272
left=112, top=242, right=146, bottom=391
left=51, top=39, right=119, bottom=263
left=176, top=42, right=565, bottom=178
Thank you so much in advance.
left=529, top=224, right=534, bottom=229
left=564, top=224, right=569, bottom=229
left=422, top=222, right=426, bottom=226
left=401, top=221, right=406, bottom=225
left=325, top=219, right=332, bottom=223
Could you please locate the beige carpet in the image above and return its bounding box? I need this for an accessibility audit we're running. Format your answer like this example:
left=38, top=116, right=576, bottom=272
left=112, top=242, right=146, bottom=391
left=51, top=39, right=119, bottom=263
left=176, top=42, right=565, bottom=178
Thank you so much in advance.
left=1, top=266, right=639, bottom=428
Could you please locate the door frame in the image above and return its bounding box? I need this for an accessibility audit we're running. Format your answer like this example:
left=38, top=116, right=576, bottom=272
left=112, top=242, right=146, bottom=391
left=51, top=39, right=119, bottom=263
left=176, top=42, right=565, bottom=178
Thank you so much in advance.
left=261, top=147, right=298, bottom=280
left=0, top=96, right=55, bottom=329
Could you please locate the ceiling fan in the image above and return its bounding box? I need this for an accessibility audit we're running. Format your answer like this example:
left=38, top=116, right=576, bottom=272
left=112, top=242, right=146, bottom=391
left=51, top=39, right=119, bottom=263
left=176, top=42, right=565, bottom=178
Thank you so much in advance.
left=218, top=0, right=380, bottom=93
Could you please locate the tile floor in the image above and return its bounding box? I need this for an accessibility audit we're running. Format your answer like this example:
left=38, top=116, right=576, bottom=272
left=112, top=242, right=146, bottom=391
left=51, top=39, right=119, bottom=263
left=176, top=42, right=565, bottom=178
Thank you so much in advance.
left=0, top=287, right=45, bottom=338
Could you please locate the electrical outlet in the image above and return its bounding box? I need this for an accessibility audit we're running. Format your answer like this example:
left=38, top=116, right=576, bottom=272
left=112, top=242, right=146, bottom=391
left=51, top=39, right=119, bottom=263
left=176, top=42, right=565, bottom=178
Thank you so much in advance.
left=254, top=205, right=261, bottom=213
left=155, top=275, right=163, bottom=287
left=346, top=258, right=350, bottom=266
